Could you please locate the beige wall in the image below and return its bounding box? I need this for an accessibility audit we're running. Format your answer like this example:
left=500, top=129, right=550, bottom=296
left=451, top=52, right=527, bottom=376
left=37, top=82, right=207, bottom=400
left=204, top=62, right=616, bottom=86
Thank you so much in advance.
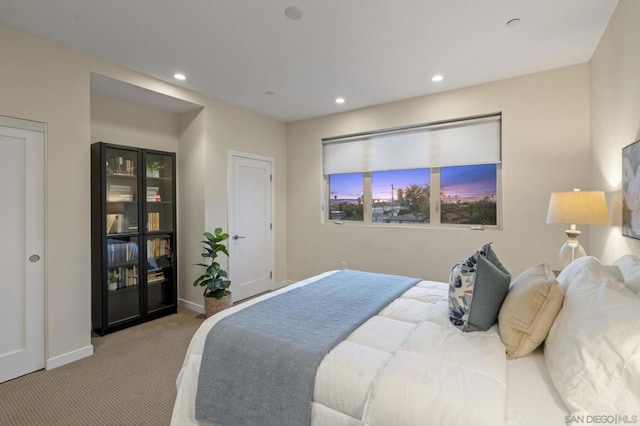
left=0, top=25, right=287, bottom=367
left=178, top=102, right=289, bottom=305
left=90, top=92, right=180, bottom=152
left=177, top=109, right=207, bottom=308
left=90, top=93, right=289, bottom=311
left=287, top=65, right=591, bottom=282
left=203, top=101, right=288, bottom=288
left=89, top=90, right=288, bottom=313
left=0, top=26, right=93, bottom=363
left=589, top=0, right=640, bottom=263
left=2, top=0, right=632, bottom=367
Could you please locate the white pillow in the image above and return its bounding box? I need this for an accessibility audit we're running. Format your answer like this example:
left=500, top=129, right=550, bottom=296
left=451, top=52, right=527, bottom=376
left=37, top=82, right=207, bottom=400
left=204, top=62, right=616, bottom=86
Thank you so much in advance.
left=613, top=254, right=640, bottom=294
left=556, top=257, right=607, bottom=291
left=555, top=256, right=624, bottom=292
left=545, top=257, right=640, bottom=414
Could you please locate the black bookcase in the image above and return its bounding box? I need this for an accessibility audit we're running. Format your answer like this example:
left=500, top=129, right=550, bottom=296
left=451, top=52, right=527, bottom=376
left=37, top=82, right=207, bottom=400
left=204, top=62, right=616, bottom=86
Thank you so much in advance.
left=91, top=142, right=177, bottom=335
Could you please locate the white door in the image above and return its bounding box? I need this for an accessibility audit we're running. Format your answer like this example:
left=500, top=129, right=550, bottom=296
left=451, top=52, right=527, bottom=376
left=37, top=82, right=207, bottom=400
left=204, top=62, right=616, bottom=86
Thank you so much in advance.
left=0, top=121, right=45, bottom=383
left=229, top=153, right=273, bottom=302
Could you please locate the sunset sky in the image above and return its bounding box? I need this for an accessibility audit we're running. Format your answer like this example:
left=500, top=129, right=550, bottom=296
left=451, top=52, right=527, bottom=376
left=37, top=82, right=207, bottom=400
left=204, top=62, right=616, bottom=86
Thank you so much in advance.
left=329, top=164, right=496, bottom=202
left=441, top=164, right=497, bottom=202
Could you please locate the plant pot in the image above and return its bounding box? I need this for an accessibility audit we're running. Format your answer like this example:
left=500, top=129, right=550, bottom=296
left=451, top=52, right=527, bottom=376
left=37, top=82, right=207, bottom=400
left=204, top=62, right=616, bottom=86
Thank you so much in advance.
left=108, top=282, right=118, bottom=291
left=204, top=292, right=232, bottom=318
left=146, top=168, right=160, bottom=178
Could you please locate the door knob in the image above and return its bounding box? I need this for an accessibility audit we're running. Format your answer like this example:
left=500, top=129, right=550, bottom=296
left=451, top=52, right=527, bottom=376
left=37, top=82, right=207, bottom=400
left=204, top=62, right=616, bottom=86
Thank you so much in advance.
left=29, top=254, right=40, bottom=263
left=233, top=235, right=246, bottom=240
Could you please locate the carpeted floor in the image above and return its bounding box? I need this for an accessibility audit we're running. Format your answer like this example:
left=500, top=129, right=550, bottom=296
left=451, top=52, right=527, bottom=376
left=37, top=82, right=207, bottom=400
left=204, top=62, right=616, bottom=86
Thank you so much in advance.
left=0, top=307, right=204, bottom=426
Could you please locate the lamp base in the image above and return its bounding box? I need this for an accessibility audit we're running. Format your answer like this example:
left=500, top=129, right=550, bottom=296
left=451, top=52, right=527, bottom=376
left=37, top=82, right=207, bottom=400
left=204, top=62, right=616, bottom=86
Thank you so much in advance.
left=558, top=228, right=586, bottom=268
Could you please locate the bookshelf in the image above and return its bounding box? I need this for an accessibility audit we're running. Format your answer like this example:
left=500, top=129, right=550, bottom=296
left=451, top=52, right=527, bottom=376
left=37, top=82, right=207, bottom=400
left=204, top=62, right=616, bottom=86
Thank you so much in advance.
left=91, top=142, right=177, bottom=335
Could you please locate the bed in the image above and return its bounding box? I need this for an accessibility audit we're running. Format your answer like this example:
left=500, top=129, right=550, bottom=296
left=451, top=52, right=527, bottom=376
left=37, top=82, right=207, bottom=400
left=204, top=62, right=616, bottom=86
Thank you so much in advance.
left=171, top=253, right=640, bottom=425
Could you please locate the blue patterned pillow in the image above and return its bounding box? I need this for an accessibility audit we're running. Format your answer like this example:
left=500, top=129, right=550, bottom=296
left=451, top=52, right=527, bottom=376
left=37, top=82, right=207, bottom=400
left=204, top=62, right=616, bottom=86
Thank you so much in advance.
left=449, top=243, right=511, bottom=332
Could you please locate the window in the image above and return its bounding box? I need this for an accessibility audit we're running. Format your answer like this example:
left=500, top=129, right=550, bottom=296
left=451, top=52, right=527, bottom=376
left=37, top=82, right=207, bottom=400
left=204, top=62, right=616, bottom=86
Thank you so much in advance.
left=322, top=114, right=501, bottom=227
left=440, top=164, right=497, bottom=225
left=329, top=173, right=364, bottom=221
left=372, top=169, right=430, bottom=224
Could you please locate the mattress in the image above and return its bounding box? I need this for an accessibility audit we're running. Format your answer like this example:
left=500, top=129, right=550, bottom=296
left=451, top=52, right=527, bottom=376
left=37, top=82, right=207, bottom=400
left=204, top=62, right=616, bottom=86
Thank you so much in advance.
left=171, top=271, right=568, bottom=425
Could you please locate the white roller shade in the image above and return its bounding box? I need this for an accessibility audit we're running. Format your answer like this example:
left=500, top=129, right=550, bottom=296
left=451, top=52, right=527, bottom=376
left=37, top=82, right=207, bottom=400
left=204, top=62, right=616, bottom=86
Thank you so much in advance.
left=323, top=114, right=501, bottom=175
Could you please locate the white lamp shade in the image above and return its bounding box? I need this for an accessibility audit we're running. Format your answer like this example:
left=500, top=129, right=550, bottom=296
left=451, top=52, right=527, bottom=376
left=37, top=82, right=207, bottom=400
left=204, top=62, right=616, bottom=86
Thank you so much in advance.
left=546, top=191, right=610, bottom=225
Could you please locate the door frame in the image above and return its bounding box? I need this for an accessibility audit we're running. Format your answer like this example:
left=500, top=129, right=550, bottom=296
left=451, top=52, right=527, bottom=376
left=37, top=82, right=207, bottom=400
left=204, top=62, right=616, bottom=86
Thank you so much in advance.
left=227, top=150, right=275, bottom=294
left=0, top=115, right=46, bottom=381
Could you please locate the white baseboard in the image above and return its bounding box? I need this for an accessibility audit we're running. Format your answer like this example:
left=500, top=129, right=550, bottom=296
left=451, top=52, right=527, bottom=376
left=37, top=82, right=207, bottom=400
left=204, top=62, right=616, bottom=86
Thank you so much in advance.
left=46, top=344, right=94, bottom=370
left=179, top=298, right=204, bottom=314
left=274, top=280, right=295, bottom=290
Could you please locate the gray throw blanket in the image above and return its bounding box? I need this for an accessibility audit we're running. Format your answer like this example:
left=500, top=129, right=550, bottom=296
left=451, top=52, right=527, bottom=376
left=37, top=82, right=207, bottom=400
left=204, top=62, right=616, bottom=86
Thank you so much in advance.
left=195, top=269, right=420, bottom=426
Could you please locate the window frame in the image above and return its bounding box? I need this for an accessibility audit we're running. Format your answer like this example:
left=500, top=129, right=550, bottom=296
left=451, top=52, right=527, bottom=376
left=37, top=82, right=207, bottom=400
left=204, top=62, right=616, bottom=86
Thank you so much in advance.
left=321, top=112, right=503, bottom=230
left=323, top=165, right=502, bottom=229
left=327, top=172, right=365, bottom=222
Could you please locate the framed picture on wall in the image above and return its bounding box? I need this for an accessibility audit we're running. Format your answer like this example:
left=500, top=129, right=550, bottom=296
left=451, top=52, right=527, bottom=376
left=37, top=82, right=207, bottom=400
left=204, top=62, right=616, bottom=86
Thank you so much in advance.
left=622, top=139, right=640, bottom=239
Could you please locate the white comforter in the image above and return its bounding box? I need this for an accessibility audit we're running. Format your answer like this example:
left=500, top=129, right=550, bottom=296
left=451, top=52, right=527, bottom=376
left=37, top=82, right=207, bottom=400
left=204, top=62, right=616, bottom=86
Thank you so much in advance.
left=172, top=271, right=565, bottom=425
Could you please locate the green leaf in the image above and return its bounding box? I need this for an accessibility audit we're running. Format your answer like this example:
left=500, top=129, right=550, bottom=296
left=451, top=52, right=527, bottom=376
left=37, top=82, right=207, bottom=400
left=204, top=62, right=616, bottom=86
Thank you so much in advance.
left=193, top=229, right=231, bottom=292
left=192, top=275, right=209, bottom=287
left=211, top=288, right=226, bottom=299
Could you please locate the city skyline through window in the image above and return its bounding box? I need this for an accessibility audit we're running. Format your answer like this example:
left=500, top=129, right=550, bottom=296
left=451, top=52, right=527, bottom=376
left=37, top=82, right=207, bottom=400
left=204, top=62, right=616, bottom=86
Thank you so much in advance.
left=328, top=164, right=498, bottom=225
left=330, top=165, right=496, bottom=202
left=441, top=164, right=497, bottom=203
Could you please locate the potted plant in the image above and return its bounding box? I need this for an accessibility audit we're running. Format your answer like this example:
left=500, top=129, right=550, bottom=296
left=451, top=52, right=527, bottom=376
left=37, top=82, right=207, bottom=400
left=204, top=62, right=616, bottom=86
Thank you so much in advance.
left=107, top=269, right=119, bottom=291
left=146, top=160, right=164, bottom=178
left=193, top=228, right=232, bottom=317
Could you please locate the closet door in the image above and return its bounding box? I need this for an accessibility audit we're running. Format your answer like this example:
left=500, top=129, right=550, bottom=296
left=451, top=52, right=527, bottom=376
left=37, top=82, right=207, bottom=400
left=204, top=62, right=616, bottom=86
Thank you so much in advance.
left=0, top=122, right=45, bottom=383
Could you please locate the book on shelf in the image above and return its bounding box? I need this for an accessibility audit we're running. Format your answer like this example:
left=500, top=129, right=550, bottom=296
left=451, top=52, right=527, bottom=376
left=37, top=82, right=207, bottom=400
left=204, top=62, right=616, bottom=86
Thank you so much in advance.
left=147, top=270, right=165, bottom=283
left=108, top=156, right=136, bottom=176
left=107, top=184, right=134, bottom=202
left=106, top=240, right=139, bottom=264
left=147, top=237, right=171, bottom=258
left=110, top=265, right=139, bottom=290
left=122, top=265, right=138, bottom=288
left=148, top=212, right=160, bottom=231
left=146, top=186, right=162, bottom=202
left=106, top=213, right=125, bottom=234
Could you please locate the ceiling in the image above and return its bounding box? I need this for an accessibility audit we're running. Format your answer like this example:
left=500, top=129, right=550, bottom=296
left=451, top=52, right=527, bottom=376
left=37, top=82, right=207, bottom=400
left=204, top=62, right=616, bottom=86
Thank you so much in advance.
left=0, top=0, right=619, bottom=122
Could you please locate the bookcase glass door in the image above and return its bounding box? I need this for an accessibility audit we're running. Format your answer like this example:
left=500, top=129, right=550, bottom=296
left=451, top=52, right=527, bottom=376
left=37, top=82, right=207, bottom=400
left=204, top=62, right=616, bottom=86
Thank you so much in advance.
left=145, top=152, right=174, bottom=232
left=107, top=235, right=141, bottom=324
left=105, top=147, right=139, bottom=234
left=146, top=234, right=175, bottom=313
left=92, top=142, right=177, bottom=335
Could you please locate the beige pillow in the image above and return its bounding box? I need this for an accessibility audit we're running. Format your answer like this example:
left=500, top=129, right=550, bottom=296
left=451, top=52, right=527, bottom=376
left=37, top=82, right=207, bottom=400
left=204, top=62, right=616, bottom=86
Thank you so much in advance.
left=498, top=262, right=564, bottom=359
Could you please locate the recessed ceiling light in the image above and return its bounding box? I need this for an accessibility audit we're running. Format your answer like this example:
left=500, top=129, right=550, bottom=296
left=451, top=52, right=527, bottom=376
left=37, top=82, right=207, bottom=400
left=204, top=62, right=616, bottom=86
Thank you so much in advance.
left=506, top=18, right=521, bottom=27
left=174, top=73, right=186, bottom=81
left=284, top=6, right=303, bottom=20
left=432, top=75, right=444, bottom=82
left=336, top=97, right=345, bottom=104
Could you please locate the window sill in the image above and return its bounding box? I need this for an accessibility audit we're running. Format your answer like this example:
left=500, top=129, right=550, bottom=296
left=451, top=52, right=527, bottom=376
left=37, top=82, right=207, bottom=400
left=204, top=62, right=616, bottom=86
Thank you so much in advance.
left=323, top=221, right=501, bottom=232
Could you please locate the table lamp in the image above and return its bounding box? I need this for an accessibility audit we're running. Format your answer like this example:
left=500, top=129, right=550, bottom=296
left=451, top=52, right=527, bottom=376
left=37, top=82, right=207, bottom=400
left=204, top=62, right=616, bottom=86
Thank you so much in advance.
left=546, top=189, right=609, bottom=268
